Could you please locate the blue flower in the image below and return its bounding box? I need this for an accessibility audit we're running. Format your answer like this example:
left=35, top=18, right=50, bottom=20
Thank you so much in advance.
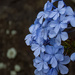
left=55, top=31, right=68, bottom=45
left=66, top=6, right=75, bottom=27
left=33, top=53, right=49, bottom=71
left=57, top=56, right=70, bottom=74
left=34, top=69, right=47, bottom=75
left=29, top=24, right=40, bottom=34
left=49, top=1, right=66, bottom=20
left=70, top=52, right=75, bottom=61
left=25, top=34, right=32, bottom=46
left=44, top=1, right=53, bottom=12
left=47, top=68, right=58, bottom=75
left=31, top=43, right=45, bottom=57
left=45, top=45, right=64, bottom=68
left=48, top=16, right=68, bottom=35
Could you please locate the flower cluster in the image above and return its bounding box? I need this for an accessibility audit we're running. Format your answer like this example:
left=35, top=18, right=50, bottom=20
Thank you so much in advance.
left=25, top=0, right=75, bottom=75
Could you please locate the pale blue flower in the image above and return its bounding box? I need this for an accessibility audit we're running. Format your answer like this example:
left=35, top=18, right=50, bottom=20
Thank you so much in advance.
left=70, top=52, right=75, bottom=61
left=47, top=68, right=58, bottom=75
left=44, top=1, right=53, bottom=11
left=49, top=1, right=66, bottom=20
left=57, top=56, right=70, bottom=74
left=34, top=69, right=46, bottom=75
left=25, top=34, right=32, bottom=46
left=33, top=53, right=49, bottom=71
left=45, top=45, right=64, bottom=68
left=31, top=44, right=45, bottom=57
left=55, top=31, right=68, bottom=45
left=48, top=16, right=68, bottom=35
left=66, top=6, right=75, bottom=27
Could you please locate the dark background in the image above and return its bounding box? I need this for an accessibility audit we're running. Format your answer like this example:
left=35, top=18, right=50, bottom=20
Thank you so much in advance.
left=0, top=0, right=75, bottom=75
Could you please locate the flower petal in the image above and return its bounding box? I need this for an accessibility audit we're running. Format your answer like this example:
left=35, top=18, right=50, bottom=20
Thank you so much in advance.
left=70, top=53, right=75, bottom=61
left=66, top=6, right=74, bottom=15
left=59, top=64, right=69, bottom=74
left=50, top=57, right=57, bottom=68
left=34, top=48, right=40, bottom=57
left=58, top=1, right=64, bottom=9
left=61, top=32, right=68, bottom=41
left=60, top=56, right=70, bottom=64
left=55, top=54, right=64, bottom=61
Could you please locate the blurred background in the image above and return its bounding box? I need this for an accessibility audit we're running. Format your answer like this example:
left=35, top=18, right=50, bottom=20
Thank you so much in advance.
left=0, top=0, right=75, bottom=75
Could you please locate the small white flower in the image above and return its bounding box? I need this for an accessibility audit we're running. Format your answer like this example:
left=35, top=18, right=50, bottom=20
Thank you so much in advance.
left=7, top=48, right=17, bottom=59
left=11, top=30, right=17, bottom=35
left=14, top=65, right=21, bottom=72
left=10, top=70, right=17, bottom=75
left=0, top=62, right=6, bottom=69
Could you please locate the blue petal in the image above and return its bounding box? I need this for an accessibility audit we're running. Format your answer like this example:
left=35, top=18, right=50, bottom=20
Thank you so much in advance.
left=25, top=34, right=32, bottom=46
left=66, top=6, right=74, bottom=15
left=61, top=32, right=68, bottom=41
left=50, top=57, right=57, bottom=68
left=31, top=44, right=39, bottom=51
left=58, top=1, right=64, bottom=9
left=36, top=63, right=43, bottom=71
left=49, top=11, right=57, bottom=18
left=41, top=45, right=45, bottom=52
left=59, top=8, right=66, bottom=14
left=46, top=45, right=53, bottom=54
left=60, top=56, right=70, bottom=64
left=29, top=25, right=34, bottom=33
left=44, top=62, right=49, bottom=69
left=49, top=30, right=57, bottom=38
left=43, top=54, right=51, bottom=62
left=60, top=23, right=67, bottom=28
left=47, top=68, right=58, bottom=75
left=37, top=11, right=44, bottom=18
left=55, top=54, right=64, bottom=61
left=34, top=48, right=40, bottom=57
left=70, top=52, right=75, bottom=61
left=70, top=17, right=75, bottom=27
left=59, top=64, right=69, bottom=74
left=53, top=13, right=59, bottom=20
left=39, top=16, right=44, bottom=24
left=34, top=57, right=42, bottom=63
left=55, top=34, right=61, bottom=45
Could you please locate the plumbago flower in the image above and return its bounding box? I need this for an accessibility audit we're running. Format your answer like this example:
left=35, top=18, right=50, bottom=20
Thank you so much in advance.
left=25, top=0, right=75, bottom=75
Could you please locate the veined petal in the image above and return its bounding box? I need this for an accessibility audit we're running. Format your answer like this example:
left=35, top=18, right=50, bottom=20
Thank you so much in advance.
left=36, top=63, right=43, bottom=71
left=34, top=48, right=40, bottom=57
left=46, top=45, right=53, bottom=54
left=31, top=44, right=39, bottom=51
left=59, top=64, right=69, bottom=74
left=37, top=11, right=44, bottom=18
left=55, top=34, right=61, bottom=45
left=70, top=53, right=75, bottom=61
left=50, top=57, right=57, bottom=68
left=34, top=57, right=42, bottom=63
left=49, top=11, right=57, bottom=18
left=41, top=45, right=45, bottom=52
left=66, top=6, right=74, bottom=15
left=59, top=8, right=66, bottom=14
left=58, top=1, right=64, bottom=9
left=61, top=32, right=68, bottom=41
left=44, top=62, right=49, bottom=69
left=60, top=23, right=67, bottom=29
left=53, top=13, right=59, bottom=20
left=54, top=25, right=60, bottom=34
left=55, top=54, right=64, bottom=61
left=39, top=16, right=44, bottom=24
left=43, top=54, right=51, bottom=62
left=70, top=17, right=75, bottom=27
left=60, top=56, right=70, bottom=64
